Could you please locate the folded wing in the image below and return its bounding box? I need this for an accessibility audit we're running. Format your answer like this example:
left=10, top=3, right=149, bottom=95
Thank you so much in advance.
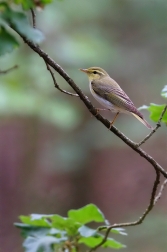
left=91, top=78, right=143, bottom=118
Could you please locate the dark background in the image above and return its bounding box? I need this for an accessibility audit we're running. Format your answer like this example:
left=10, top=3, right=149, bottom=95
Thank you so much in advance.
left=0, top=1, right=167, bottom=251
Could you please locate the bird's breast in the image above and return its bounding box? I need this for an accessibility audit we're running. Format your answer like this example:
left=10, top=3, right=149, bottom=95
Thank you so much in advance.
left=89, top=82, right=118, bottom=112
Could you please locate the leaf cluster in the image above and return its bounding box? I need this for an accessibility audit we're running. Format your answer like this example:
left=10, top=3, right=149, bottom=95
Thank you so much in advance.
left=0, top=1, right=44, bottom=56
left=10, top=0, right=52, bottom=10
left=140, top=85, right=167, bottom=124
left=15, top=204, right=126, bottom=252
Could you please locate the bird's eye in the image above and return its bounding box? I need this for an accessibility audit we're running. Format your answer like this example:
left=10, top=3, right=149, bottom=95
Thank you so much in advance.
left=93, top=71, right=97, bottom=74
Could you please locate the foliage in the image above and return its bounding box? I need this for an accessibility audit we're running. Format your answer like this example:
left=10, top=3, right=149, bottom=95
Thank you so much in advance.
left=0, top=1, right=167, bottom=252
left=0, top=25, right=19, bottom=55
left=0, top=1, right=44, bottom=56
left=14, top=204, right=126, bottom=251
left=139, top=86, right=167, bottom=124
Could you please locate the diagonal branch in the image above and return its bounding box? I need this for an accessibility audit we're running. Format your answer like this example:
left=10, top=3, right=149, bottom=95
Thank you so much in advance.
left=44, top=60, right=79, bottom=97
left=10, top=29, right=167, bottom=179
left=89, top=170, right=161, bottom=251
left=0, top=65, right=18, bottom=74
left=137, top=105, right=167, bottom=147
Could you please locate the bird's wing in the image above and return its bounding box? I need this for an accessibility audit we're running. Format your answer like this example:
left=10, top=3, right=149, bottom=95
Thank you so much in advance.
left=91, top=78, right=143, bottom=118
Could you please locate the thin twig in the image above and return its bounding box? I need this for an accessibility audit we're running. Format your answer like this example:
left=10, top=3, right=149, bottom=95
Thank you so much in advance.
left=30, top=8, right=36, bottom=28
left=44, top=60, right=79, bottom=97
left=137, top=105, right=167, bottom=147
left=29, top=11, right=78, bottom=97
left=10, top=30, right=167, bottom=179
left=89, top=170, right=160, bottom=251
left=154, top=179, right=167, bottom=205
left=0, top=65, right=18, bottom=74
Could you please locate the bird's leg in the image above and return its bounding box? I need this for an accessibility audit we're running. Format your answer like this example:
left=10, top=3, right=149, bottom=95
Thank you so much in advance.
left=109, top=112, right=119, bottom=129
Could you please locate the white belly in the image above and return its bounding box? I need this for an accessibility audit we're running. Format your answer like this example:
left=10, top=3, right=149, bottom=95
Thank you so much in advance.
left=89, top=81, right=123, bottom=113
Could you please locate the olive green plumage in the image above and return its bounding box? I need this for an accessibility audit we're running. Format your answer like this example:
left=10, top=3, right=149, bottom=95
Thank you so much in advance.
left=80, top=67, right=152, bottom=129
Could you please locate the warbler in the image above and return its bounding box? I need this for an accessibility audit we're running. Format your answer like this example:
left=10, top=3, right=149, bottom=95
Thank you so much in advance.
left=80, top=67, right=152, bottom=129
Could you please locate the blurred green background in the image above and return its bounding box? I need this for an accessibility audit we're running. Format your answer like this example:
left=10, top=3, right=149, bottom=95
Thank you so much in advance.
left=0, top=0, right=167, bottom=251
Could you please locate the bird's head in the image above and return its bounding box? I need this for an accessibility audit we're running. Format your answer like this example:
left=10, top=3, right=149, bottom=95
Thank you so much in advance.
left=79, top=67, right=109, bottom=81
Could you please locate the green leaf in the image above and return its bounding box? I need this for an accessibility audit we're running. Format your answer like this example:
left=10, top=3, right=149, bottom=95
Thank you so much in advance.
left=79, top=236, right=102, bottom=247
left=41, top=0, right=53, bottom=4
left=51, top=215, right=81, bottom=236
left=139, top=86, right=167, bottom=123
left=23, top=236, right=66, bottom=252
left=30, top=214, right=54, bottom=221
left=101, top=227, right=127, bottom=236
left=161, top=85, right=167, bottom=98
left=79, top=236, right=125, bottom=249
left=78, top=226, right=97, bottom=237
left=14, top=224, right=51, bottom=238
left=0, top=2, right=44, bottom=43
left=19, top=215, right=51, bottom=227
left=14, top=0, right=53, bottom=9
left=10, top=12, right=44, bottom=43
left=21, top=0, right=34, bottom=10
left=14, top=0, right=34, bottom=10
left=111, top=228, right=127, bottom=236
left=68, top=204, right=105, bottom=224
left=148, top=103, right=167, bottom=123
left=103, top=238, right=126, bottom=249
left=139, top=103, right=167, bottom=123
left=15, top=222, right=67, bottom=240
left=0, top=26, right=19, bottom=55
left=49, top=228, right=67, bottom=236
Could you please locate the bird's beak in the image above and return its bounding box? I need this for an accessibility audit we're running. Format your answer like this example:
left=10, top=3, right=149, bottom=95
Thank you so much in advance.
left=79, top=68, right=88, bottom=73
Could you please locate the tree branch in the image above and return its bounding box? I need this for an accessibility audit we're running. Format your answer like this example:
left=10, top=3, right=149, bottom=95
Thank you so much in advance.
left=0, top=65, right=18, bottom=74
left=44, top=60, right=79, bottom=97
left=154, top=178, right=167, bottom=205
left=89, top=170, right=160, bottom=251
left=137, top=105, right=167, bottom=147
left=10, top=30, right=167, bottom=179
left=30, top=8, right=36, bottom=28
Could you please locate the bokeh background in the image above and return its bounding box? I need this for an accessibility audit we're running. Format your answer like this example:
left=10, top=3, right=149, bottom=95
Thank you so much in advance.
left=0, top=0, right=167, bottom=251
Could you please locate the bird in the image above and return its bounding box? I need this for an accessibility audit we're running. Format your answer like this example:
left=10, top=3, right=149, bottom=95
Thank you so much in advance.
left=80, top=67, right=152, bottom=129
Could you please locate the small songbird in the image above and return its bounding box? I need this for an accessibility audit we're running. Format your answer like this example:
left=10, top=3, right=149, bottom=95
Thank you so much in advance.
left=80, top=67, right=152, bottom=129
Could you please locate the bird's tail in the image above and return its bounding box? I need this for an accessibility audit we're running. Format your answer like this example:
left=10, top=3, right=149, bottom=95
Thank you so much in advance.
left=131, top=113, right=152, bottom=129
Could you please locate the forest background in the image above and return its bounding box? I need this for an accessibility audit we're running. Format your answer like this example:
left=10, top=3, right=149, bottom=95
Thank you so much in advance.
left=0, top=1, right=167, bottom=251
